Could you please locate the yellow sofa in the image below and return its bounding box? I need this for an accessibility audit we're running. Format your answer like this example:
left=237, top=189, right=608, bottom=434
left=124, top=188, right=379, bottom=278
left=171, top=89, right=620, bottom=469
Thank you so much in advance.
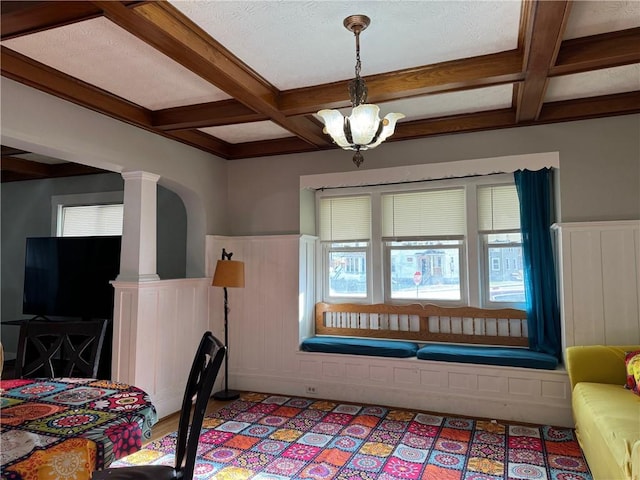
left=566, top=345, right=640, bottom=480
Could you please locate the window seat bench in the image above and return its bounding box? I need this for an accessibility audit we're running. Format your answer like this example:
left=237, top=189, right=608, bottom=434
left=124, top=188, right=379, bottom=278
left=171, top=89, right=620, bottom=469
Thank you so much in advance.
left=301, top=302, right=559, bottom=370
left=300, top=336, right=419, bottom=358
left=300, top=336, right=558, bottom=370
left=416, top=343, right=558, bottom=369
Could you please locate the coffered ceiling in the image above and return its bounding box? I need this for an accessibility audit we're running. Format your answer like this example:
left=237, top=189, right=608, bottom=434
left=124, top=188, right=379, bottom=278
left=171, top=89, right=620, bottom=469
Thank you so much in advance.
left=1, top=0, right=639, bottom=177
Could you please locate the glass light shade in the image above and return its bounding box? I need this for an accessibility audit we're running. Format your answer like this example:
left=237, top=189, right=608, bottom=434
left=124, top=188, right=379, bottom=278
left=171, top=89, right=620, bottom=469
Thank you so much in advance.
left=212, top=260, right=245, bottom=288
left=367, top=112, right=405, bottom=149
left=349, top=104, right=381, bottom=146
left=317, top=109, right=351, bottom=148
left=318, top=105, right=405, bottom=151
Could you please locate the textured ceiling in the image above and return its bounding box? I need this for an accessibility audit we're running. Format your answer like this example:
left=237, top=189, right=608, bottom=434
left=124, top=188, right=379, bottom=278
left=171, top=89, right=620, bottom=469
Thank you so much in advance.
left=1, top=0, right=639, bottom=179
left=169, top=1, right=522, bottom=90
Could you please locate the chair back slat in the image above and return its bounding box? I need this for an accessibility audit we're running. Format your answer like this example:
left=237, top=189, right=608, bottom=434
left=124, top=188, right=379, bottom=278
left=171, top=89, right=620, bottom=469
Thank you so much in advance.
left=174, top=332, right=226, bottom=479
left=15, top=319, right=108, bottom=379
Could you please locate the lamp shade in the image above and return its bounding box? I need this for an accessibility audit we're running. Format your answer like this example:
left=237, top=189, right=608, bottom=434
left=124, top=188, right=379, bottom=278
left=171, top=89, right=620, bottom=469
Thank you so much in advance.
left=318, top=105, right=405, bottom=151
left=212, top=260, right=245, bottom=288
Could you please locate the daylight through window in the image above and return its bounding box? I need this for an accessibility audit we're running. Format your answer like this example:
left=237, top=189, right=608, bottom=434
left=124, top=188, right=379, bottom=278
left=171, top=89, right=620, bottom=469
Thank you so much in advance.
left=317, top=174, right=525, bottom=308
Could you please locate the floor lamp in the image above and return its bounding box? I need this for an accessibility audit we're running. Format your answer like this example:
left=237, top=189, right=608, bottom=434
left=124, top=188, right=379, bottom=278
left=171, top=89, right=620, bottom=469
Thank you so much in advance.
left=211, top=248, right=245, bottom=400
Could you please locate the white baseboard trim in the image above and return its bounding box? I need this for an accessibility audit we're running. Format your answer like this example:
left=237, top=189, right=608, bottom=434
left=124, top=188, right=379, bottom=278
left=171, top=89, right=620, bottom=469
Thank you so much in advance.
left=233, top=355, right=574, bottom=428
left=235, top=372, right=573, bottom=428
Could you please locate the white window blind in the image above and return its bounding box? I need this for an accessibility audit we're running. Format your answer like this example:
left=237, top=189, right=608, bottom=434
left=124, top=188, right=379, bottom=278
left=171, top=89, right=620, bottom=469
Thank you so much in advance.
left=319, top=196, right=370, bottom=241
left=61, top=204, right=123, bottom=236
left=477, top=185, right=521, bottom=231
left=382, top=188, right=465, bottom=238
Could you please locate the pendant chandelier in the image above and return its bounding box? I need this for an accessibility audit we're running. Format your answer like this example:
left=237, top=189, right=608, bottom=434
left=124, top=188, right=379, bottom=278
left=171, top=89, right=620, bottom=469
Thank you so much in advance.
left=318, top=15, right=405, bottom=168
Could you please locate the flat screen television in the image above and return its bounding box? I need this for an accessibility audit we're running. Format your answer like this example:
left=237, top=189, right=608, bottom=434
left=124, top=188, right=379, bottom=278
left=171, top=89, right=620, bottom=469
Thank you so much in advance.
left=23, top=236, right=121, bottom=320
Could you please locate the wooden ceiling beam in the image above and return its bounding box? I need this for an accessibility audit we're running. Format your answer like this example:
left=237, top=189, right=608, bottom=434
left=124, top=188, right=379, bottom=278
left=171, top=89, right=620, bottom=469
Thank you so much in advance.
left=93, top=1, right=329, bottom=147
left=148, top=23, right=636, bottom=131
left=229, top=89, right=640, bottom=158
left=392, top=109, right=517, bottom=140
left=0, top=0, right=143, bottom=40
left=538, top=91, right=640, bottom=122
left=1, top=46, right=152, bottom=125
left=0, top=155, right=106, bottom=182
left=228, top=137, right=319, bottom=160
left=516, top=0, right=571, bottom=122
left=1, top=146, right=29, bottom=156
left=153, top=100, right=267, bottom=131
left=169, top=130, right=235, bottom=159
left=552, top=27, right=640, bottom=76
left=1, top=155, right=51, bottom=178
left=0, top=47, right=236, bottom=159
left=153, top=50, right=524, bottom=129
left=279, top=50, right=525, bottom=116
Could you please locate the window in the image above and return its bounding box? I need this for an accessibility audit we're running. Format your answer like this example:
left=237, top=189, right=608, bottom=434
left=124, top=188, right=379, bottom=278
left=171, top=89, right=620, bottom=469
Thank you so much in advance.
left=60, top=204, right=123, bottom=236
left=317, top=174, right=524, bottom=307
left=382, top=188, right=466, bottom=302
left=387, top=240, right=463, bottom=301
left=477, top=185, right=524, bottom=304
left=52, top=192, right=124, bottom=237
left=319, top=196, right=370, bottom=299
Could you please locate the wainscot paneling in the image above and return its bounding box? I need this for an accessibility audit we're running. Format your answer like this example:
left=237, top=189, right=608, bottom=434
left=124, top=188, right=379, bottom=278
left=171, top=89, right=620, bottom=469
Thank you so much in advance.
left=111, top=278, right=212, bottom=419
left=207, top=235, right=573, bottom=428
left=554, top=220, right=640, bottom=349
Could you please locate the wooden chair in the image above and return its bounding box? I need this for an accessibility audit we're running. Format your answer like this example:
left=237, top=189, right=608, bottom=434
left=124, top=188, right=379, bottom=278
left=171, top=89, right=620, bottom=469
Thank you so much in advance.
left=15, top=319, right=108, bottom=379
left=93, top=331, right=226, bottom=480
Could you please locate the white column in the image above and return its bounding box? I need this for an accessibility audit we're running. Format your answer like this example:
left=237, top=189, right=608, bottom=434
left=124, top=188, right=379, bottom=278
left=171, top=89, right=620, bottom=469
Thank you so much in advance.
left=117, top=171, right=161, bottom=282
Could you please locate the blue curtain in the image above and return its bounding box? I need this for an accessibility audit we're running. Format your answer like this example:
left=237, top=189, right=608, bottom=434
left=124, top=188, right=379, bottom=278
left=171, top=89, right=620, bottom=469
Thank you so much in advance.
left=514, top=168, right=561, bottom=359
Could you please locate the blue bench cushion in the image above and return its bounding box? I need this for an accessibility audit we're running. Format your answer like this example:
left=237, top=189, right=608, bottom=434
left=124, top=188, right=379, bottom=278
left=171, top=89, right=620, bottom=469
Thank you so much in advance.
left=300, top=337, right=419, bottom=358
left=417, top=343, right=559, bottom=370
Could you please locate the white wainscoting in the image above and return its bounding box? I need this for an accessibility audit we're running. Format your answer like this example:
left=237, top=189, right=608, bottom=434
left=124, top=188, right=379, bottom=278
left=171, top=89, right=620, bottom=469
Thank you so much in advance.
left=207, top=235, right=574, bottom=428
left=111, top=278, right=213, bottom=419
left=554, top=220, right=640, bottom=349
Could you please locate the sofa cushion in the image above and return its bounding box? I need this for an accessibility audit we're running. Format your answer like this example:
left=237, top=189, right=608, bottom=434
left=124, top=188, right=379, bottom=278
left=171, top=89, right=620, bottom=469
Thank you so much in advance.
left=624, top=350, right=640, bottom=394
left=416, top=343, right=558, bottom=369
left=572, top=382, right=640, bottom=479
left=300, top=337, right=419, bottom=358
left=566, top=345, right=640, bottom=390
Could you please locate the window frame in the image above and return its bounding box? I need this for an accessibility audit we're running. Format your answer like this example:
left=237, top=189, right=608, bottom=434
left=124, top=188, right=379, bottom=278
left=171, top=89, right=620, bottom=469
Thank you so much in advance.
left=383, top=238, right=466, bottom=304
left=480, top=230, right=524, bottom=308
left=51, top=191, right=124, bottom=237
left=322, top=242, right=371, bottom=302
left=316, top=173, right=524, bottom=309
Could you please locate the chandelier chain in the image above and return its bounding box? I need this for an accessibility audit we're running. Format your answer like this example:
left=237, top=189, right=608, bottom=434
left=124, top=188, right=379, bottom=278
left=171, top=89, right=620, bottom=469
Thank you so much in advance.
left=354, top=30, right=362, bottom=80
left=348, top=27, right=368, bottom=107
left=317, top=14, right=404, bottom=168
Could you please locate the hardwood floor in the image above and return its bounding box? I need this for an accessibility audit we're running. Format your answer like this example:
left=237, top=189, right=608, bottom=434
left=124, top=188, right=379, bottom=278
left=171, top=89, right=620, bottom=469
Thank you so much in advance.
left=145, top=397, right=230, bottom=444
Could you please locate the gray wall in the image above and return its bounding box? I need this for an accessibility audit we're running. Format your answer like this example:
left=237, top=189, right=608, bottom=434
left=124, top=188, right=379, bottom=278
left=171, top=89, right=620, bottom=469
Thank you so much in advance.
left=157, top=186, right=187, bottom=279
left=1, top=78, right=228, bottom=277
left=227, top=114, right=640, bottom=236
left=0, top=173, right=188, bottom=354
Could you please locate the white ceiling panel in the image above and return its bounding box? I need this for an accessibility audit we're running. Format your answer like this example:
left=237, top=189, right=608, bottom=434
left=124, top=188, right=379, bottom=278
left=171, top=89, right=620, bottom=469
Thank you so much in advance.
left=200, top=121, right=294, bottom=144
left=2, top=17, right=231, bottom=110
left=169, top=0, right=521, bottom=91
left=563, top=0, right=640, bottom=40
left=372, top=85, right=514, bottom=122
left=545, top=64, right=640, bottom=102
